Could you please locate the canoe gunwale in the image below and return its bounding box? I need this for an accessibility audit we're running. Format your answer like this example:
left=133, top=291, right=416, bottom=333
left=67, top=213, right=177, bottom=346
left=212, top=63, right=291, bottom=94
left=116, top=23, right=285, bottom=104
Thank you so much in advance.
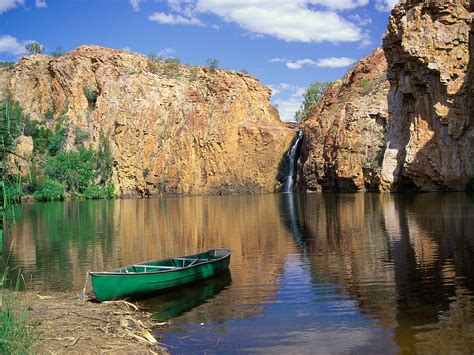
left=89, top=248, right=231, bottom=277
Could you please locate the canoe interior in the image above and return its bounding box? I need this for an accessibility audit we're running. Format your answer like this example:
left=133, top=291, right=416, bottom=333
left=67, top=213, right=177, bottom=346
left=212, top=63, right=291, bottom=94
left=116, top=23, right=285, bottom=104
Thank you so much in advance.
left=100, top=248, right=230, bottom=275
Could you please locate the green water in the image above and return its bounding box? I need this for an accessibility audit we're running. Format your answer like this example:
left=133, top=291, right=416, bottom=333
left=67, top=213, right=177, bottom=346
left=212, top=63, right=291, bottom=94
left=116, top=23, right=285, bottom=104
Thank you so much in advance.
left=3, top=193, right=474, bottom=353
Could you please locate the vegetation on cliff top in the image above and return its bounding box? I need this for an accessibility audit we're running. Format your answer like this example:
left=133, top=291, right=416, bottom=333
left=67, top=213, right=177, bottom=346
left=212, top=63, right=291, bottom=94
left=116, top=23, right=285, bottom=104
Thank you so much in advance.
left=295, top=81, right=330, bottom=122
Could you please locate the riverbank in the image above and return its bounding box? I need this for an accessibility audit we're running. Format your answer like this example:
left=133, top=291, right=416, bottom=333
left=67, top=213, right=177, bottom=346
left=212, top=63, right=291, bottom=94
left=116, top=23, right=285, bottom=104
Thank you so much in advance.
left=3, top=291, right=169, bottom=354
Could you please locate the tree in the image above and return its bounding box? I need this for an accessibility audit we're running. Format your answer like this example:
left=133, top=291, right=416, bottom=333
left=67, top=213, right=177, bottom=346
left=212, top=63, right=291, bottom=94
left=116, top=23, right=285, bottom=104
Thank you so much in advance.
left=51, top=46, right=66, bottom=58
left=147, top=52, right=162, bottom=62
left=25, top=41, right=44, bottom=55
left=294, top=81, right=331, bottom=122
left=206, top=58, right=219, bottom=72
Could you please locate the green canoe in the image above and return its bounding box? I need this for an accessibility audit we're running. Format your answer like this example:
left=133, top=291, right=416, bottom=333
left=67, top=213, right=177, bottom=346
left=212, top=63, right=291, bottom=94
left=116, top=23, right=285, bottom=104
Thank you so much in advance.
left=89, top=248, right=231, bottom=302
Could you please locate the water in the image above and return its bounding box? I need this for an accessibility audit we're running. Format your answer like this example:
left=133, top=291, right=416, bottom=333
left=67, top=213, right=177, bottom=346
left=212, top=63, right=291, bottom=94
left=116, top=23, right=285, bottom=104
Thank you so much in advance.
left=283, top=131, right=304, bottom=193
left=3, top=193, right=474, bottom=353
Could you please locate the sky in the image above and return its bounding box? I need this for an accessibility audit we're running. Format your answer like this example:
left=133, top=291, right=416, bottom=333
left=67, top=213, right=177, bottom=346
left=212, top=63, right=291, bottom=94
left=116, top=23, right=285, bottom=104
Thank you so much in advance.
left=0, top=0, right=398, bottom=121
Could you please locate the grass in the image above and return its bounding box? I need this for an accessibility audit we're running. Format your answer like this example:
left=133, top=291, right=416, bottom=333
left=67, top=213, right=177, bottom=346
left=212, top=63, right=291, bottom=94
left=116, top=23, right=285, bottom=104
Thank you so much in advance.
left=0, top=265, right=40, bottom=354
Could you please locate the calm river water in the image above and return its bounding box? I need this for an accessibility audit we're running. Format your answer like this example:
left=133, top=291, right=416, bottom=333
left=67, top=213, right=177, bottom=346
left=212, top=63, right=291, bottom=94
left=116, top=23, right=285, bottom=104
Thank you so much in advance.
left=3, top=193, right=474, bottom=353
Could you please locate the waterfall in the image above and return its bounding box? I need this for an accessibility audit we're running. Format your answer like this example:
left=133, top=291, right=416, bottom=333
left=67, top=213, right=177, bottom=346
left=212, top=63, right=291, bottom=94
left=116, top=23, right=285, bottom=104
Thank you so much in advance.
left=283, top=131, right=304, bottom=193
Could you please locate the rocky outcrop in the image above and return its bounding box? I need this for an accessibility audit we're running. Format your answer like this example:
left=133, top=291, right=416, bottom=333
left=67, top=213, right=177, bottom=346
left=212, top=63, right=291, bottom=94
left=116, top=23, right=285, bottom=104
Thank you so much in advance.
left=299, top=49, right=389, bottom=192
left=381, top=0, right=473, bottom=191
left=0, top=46, right=294, bottom=196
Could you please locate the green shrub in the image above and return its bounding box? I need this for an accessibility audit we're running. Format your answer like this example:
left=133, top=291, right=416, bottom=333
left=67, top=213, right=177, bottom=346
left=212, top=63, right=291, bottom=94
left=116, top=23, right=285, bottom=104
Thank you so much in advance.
left=294, top=81, right=331, bottom=122
left=360, top=74, right=386, bottom=96
left=74, top=128, right=90, bottom=146
left=33, top=179, right=64, bottom=201
left=206, top=58, right=219, bottom=72
left=47, top=127, right=66, bottom=156
left=96, top=136, right=113, bottom=183
left=158, top=176, right=169, bottom=193
left=46, top=148, right=96, bottom=193
left=51, top=46, right=66, bottom=58
left=0, top=290, right=39, bottom=353
left=0, top=62, right=16, bottom=69
left=84, top=87, right=98, bottom=107
left=25, top=41, right=44, bottom=55
left=4, top=182, right=22, bottom=204
left=163, top=58, right=180, bottom=78
left=83, top=184, right=114, bottom=199
left=466, top=177, right=474, bottom=191
left=44, top=108, right=54, bottom=120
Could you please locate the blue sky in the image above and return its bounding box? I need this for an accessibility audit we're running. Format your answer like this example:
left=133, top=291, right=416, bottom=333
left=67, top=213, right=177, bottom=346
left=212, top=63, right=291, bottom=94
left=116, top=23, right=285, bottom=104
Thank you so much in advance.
left=0, top=0, right=397, bottom=121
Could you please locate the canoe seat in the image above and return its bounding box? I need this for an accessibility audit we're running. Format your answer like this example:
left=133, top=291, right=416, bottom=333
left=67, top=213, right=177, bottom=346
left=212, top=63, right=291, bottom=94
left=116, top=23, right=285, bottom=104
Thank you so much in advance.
left=133, top=265, right=177, bottom=270
left=174, top=257, right=199, bottom=267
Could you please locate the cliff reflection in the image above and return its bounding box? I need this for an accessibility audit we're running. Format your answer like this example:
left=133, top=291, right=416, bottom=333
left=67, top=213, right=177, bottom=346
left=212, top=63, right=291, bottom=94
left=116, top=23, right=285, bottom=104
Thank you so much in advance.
left=6, top=192, right=474, bottom=352
left=279, top=192, right=474, bottom=353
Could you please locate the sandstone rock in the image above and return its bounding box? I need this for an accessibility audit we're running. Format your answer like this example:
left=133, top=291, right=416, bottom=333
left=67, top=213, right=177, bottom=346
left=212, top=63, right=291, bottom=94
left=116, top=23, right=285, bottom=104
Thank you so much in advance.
left=0, top=46, right=294, bottom=196
left=299, top=49, right=389, bottom=192
left=381, top=0, right=473, bottom=191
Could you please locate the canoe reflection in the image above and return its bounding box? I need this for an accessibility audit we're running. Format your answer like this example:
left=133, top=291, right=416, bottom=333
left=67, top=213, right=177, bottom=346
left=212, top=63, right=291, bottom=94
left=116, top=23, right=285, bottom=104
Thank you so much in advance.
left=142, top=269, right=232, bottom=322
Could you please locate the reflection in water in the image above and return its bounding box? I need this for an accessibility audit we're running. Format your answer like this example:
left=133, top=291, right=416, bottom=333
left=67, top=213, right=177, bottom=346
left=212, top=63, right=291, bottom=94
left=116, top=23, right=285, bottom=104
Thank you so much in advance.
left=144, top=270, right=232, bottom=322
left=4, top=193, right=474, bottom=353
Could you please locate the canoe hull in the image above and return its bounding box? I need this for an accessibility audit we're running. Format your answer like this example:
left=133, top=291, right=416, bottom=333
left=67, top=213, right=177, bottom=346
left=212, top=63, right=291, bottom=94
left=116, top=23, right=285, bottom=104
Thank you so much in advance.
left=90, top=249, right=231, bottom=302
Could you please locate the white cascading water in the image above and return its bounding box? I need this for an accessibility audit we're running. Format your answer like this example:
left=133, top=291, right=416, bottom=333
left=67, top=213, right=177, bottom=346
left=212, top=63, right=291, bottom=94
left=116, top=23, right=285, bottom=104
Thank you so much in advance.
left=283, top=131, right=304, bottom=193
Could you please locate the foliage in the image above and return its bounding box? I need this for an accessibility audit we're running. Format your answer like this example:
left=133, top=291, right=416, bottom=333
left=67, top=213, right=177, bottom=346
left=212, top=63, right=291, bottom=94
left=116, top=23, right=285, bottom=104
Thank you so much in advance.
left=0, top=62, right=16, bottom=70
left=0, top=274, right=40, bottom=354
left=206, top=58, right=219, bottom=72
left=74, top=128, right=90, bottom=146
left=143, top=167, right=150, bottom=178
left=83, top=184, right=114, bottom=199
left=294, top=81, right=331, bottom=122
left=0, top=100, right=26, bottom=162
left=84, top=87, right=98, bottom=108
left=188, top=67, right=199, bottom=81
left=360, top=73, right=387, bottom=95
left=158, top=176, right=169, bottom=194
left=25, top=41, right=44, bottom=55
left=46, top=149, right=96, bottom=193
left=33, top=179, right=64, bottom=201
left=23, top=119, right=53, bottom=155
left=466, top=177, right=474, bottom=191
left=96, top=135, right=113, bottom=183
left=163, top=58, right=181, bottom=78
left=147, top=52, right=162, bottom=62
left=47, top=127, right=66, bottom=156
left=44, top=108, right=54, bottom=120
left=51, top=46, right=66, bottom=58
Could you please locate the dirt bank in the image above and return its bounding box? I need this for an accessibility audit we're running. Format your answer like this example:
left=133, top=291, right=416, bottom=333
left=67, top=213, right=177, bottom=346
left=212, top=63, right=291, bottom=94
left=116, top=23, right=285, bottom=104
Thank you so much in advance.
left=8, top=291, right=169, bottom=354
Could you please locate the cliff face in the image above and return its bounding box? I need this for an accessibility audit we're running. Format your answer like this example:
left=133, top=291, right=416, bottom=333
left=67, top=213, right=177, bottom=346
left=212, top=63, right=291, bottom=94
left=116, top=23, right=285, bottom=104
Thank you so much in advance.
left=0, top=46, right=294, bottom=196
left=299, top=49, right=389, bottom=192
left=381, top=0, right=473, bottom=191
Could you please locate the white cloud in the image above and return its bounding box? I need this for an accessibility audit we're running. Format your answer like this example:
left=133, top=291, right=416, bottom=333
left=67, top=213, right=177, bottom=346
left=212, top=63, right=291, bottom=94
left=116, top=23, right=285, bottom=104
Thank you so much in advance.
left=0, top=0, right=24, bottom=14
left=157, top=47, right=176, bottom=58
left=268, top=57, right=289, bottom=63
left=307, top=0, right=369, bottom=10
left=349, top=13, right=372, bottom=26
left=268, top=83, right=306, bottom=121
left=275, top=57, right=356, bottom=70
left=0, top=34, right=27, bottom=56
left=35, top=0, right=46, bottom=8
left=375, top=0, right=398, bottom=12
left=130, top=0, right=140, bottom=11
left=154, top=0, right=368, bottom=43
left=148, top=11, right=204, bottom=26
left=286, top=59, right=317, bottom=70
left=194, top=0, right=364, bottom=43
left=316, top=56, right=356, bottom=67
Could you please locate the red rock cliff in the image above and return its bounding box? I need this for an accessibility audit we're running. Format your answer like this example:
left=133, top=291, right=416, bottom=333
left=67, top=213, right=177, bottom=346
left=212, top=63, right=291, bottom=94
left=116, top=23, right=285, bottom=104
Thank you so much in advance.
left=381, top=0, right=473, bottom=191
left=0, top=46, right=295, bottom=196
